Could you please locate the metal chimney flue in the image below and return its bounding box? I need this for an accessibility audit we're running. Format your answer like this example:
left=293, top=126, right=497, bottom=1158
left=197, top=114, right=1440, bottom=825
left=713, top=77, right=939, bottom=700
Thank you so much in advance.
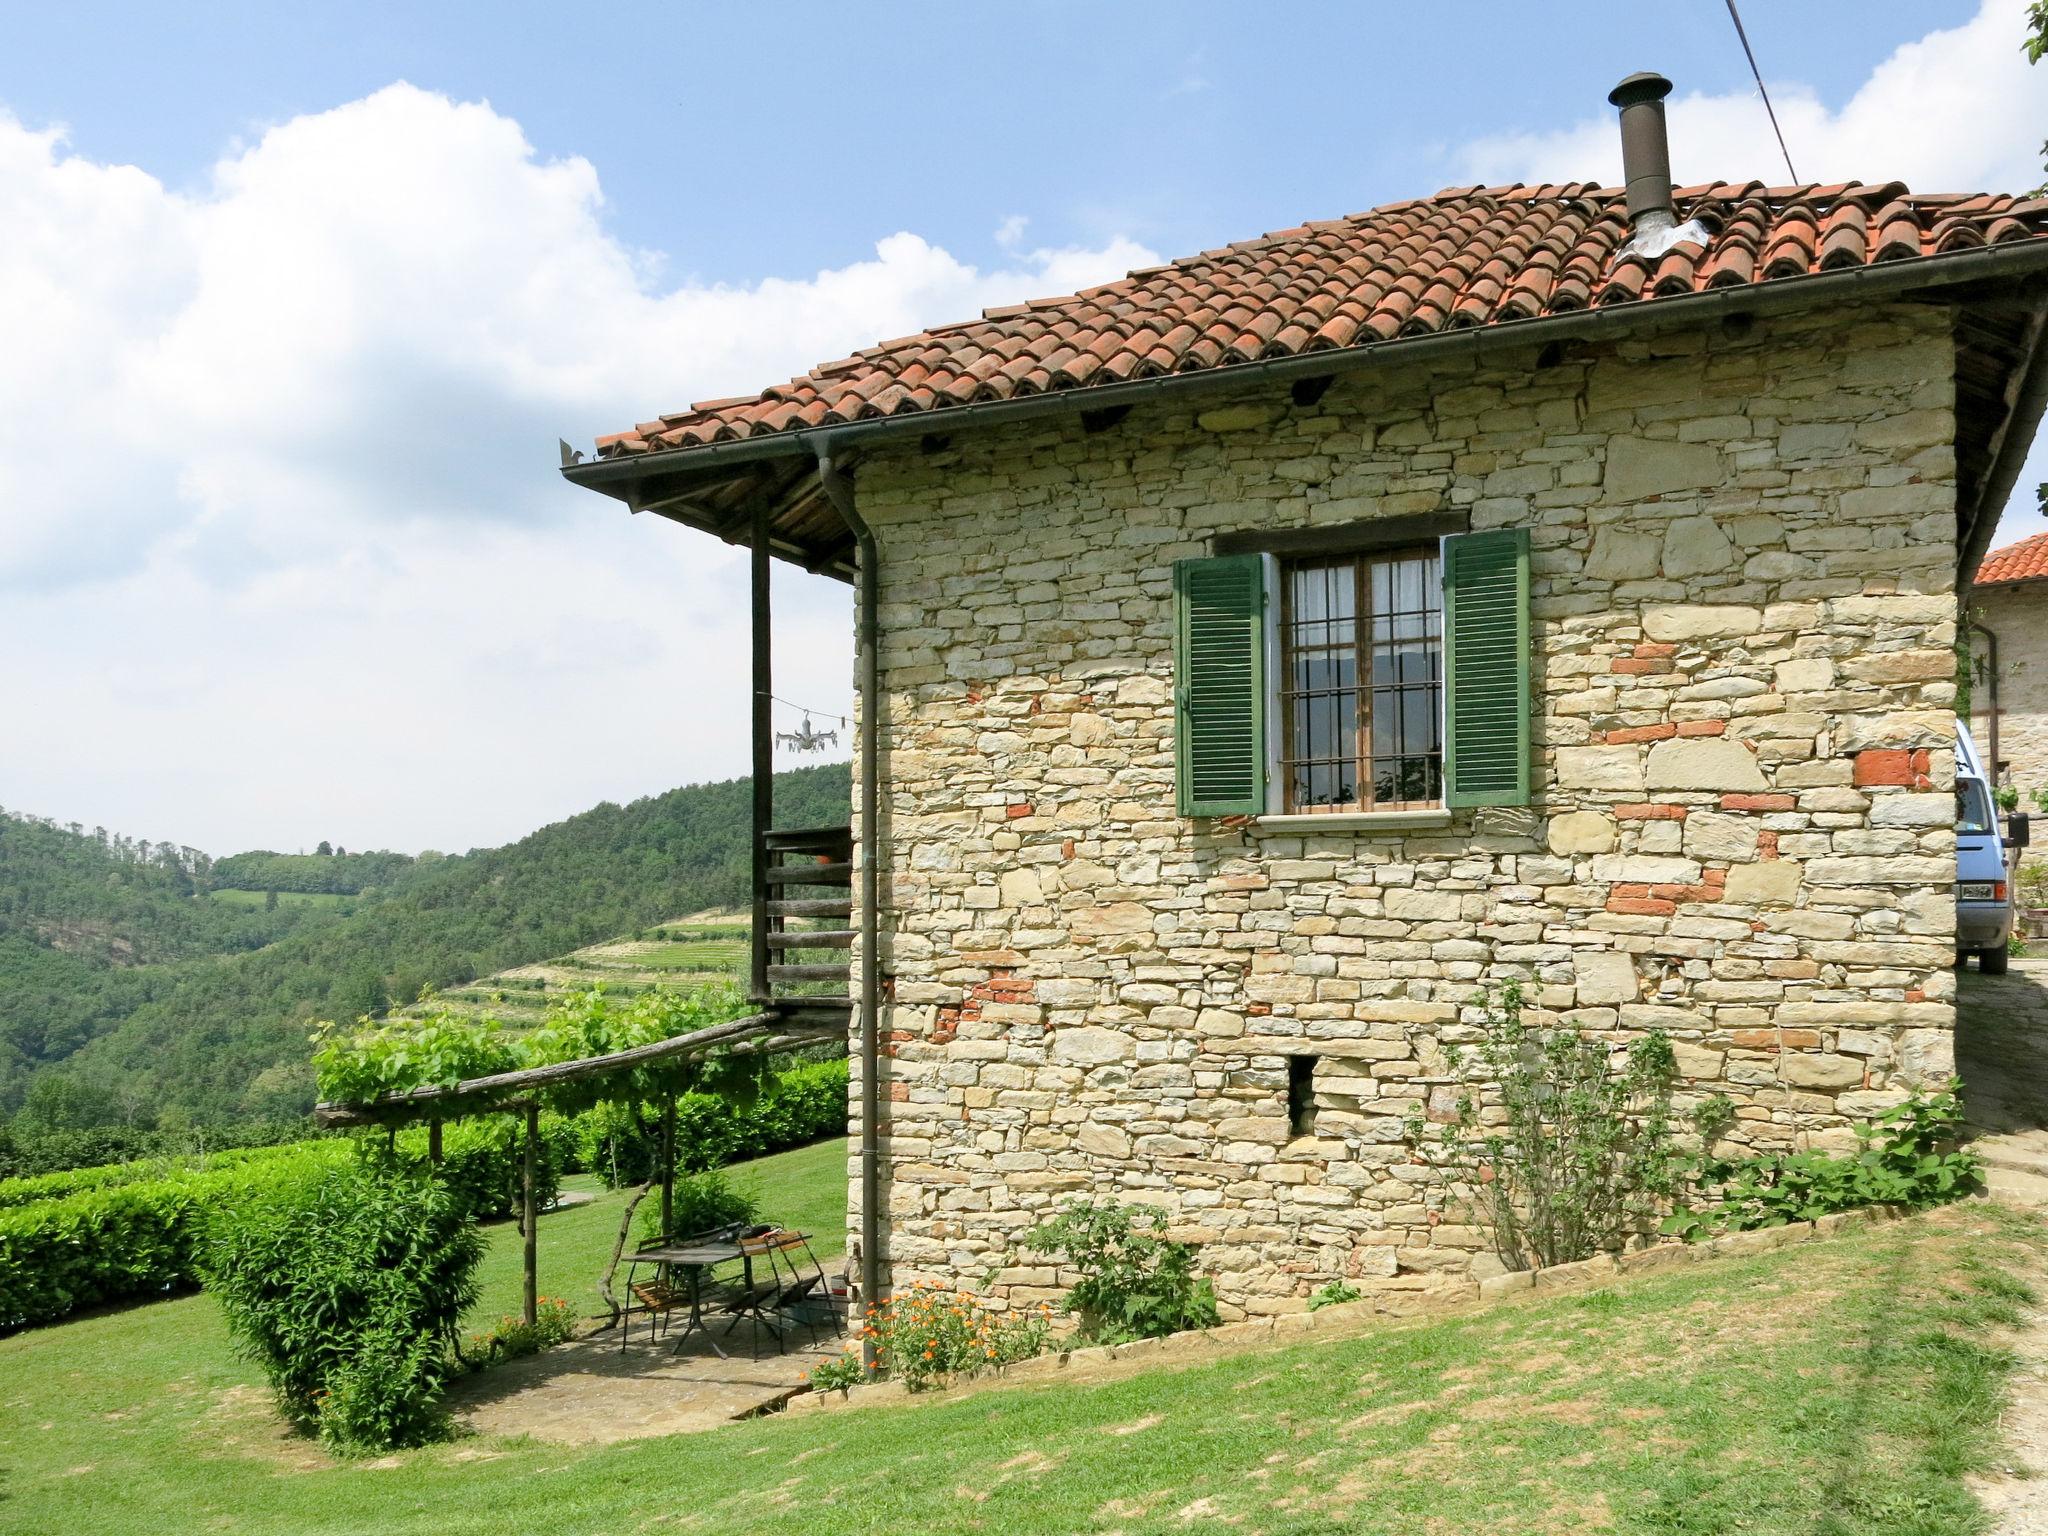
left=1608, top=71, right=1703, bottom=258
left=1609, top=71, right=1675, bottom=233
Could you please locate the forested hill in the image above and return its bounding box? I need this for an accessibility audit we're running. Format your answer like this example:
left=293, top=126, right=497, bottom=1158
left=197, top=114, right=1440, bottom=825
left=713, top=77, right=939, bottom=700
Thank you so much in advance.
left=0, top=764, right=850, bottom=1125
left=0, top=813, right=348, bottom=967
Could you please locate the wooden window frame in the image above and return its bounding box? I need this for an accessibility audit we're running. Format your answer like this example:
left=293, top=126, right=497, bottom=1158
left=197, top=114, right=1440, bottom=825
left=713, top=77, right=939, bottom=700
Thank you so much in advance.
left=1277, top=545, right=1445, bottom=814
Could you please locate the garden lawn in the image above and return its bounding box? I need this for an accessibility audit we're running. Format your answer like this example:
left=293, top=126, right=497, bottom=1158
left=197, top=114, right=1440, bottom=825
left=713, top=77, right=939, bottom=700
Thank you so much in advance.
left=0, top=1192, right=2038, bottom=1536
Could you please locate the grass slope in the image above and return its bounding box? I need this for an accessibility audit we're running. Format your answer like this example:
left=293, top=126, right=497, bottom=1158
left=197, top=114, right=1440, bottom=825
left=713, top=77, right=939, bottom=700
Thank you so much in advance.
left=0, top=1190, right=2037, bottom=1536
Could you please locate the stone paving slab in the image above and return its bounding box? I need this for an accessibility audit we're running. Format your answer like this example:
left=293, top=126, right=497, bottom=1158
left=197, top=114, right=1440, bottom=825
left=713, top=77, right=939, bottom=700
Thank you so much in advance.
left=1960, top=958, right=2048, bottom=1139
left=445, top=1319, right=846, bottom=1445
left=1960, top=959, right=2048, bottom=1207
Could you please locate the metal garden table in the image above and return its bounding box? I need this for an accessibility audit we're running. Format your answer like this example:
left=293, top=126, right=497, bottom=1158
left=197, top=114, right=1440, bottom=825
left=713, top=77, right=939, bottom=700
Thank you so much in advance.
left=635, top=1240, right=745, bottom=1359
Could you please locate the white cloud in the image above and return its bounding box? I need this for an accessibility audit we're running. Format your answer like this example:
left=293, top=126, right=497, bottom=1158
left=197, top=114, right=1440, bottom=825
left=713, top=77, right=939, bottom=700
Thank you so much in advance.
left=0, top=83, right=1158, bottom=851
left=1459, top=0, right=2042, bottom=195
left=1458, top=0, right=2048, bottom=555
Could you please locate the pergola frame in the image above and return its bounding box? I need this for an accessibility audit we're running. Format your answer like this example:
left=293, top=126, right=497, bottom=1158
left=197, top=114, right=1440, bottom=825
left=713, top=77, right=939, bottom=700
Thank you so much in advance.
left=312, top=1008, right=841, bottom=1325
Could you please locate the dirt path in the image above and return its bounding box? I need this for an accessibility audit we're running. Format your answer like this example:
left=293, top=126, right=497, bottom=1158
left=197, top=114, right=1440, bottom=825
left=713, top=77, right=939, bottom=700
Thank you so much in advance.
left=1973, top=1299, right=2048, bottom=1535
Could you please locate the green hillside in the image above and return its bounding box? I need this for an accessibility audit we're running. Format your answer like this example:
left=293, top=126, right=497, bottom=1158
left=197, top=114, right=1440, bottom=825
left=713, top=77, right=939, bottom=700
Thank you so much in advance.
left=0, top=764, right=850, bottom=1125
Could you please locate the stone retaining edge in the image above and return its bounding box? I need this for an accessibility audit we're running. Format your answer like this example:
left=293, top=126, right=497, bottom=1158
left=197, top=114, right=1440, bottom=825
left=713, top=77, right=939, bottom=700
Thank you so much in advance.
left=781, top=1204, right=1907, bottom=1418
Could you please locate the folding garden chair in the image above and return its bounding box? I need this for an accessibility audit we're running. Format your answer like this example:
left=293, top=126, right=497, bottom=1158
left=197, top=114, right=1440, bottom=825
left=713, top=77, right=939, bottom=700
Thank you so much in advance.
left=758, top=1230, right=842, bottom=1346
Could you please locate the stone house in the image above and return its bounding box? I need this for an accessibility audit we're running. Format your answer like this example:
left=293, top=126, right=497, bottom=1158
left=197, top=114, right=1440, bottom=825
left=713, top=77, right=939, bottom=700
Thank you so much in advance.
left=1971, top=532, right=2048, bottom=796
left=567, top=78, right=2048, bottom=1310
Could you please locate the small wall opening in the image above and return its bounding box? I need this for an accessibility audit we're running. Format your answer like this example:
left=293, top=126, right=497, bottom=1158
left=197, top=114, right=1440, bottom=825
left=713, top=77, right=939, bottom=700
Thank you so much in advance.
left=1287, top=1054, right=1316, bottom=1137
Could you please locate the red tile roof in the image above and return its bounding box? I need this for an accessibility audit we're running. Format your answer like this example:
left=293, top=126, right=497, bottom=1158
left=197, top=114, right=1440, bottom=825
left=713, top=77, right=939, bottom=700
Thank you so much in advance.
left=1977, top=531, right=2048, bottom=586
left=595, top=182, right=2048, bottom=460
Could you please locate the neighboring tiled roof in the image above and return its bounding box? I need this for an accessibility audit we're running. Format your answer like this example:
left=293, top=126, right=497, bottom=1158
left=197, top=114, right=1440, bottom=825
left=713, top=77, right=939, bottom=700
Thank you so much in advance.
left=596, top=182, right=2048, bottom=459
left=1977, top=531, right=2048, bottom=586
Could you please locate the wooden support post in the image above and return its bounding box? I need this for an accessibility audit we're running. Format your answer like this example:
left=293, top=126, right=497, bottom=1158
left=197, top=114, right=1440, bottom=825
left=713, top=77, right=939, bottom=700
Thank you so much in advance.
left=522, top=1100, right=538, bottom=1328
left=751, top=501, right=773, bottom=1004
left=659, top=1094, right=676, bottom=1240
left=428, top=1118, right=443, bottom=1165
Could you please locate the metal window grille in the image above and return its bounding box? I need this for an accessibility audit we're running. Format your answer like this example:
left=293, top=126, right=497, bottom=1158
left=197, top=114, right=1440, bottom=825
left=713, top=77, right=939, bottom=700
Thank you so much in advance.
left=1280, top=548, right=1444, bottom=812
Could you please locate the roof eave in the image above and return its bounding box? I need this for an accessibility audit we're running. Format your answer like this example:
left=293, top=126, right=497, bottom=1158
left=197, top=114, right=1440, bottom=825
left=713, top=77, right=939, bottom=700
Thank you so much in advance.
left=565, top=238, right=2048, bottom=494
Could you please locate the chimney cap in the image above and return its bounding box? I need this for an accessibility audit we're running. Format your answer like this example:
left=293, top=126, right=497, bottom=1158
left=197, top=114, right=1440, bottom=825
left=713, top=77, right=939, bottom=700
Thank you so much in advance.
left=1608, top=71, right=1674, bottom=109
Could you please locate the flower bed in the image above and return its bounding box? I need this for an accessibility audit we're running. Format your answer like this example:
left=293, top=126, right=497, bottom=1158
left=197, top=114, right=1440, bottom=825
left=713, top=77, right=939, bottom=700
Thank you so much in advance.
left=804, top=1283, right=1051, bottom=1393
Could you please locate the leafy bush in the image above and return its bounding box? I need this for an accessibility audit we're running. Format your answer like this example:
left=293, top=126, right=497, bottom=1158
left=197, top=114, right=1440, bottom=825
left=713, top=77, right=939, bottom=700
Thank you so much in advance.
left=0, top=1141, right=352, bottom=1331
left=1410, top=983, right=1680, bottom=1270
left=316, top=1322, right=450, bottom=1452
left=633, top=1169, right=759, bottom=1243
left=1664, top=1087, right=1982, bottom=1239
left=1023, top=1198, right=1220, bottom=1343
left=204, top=1159, right=483, bottom=1453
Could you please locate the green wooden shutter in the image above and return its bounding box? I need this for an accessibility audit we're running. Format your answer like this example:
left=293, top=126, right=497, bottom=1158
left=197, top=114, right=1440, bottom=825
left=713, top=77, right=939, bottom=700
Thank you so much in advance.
left=1173, top=554, right=1268, bottom=817
left=1443, top=528, right=1530, bottom=808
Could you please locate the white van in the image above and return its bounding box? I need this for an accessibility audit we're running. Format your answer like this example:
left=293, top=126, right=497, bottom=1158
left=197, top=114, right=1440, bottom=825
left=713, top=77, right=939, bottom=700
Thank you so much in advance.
left=1957, top=721, right=2027, bottom=973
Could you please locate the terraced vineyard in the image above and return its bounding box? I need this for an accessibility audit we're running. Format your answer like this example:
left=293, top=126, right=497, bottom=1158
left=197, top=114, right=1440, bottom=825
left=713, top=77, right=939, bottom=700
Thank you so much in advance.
left=394, top=912, right=752, bottom=1026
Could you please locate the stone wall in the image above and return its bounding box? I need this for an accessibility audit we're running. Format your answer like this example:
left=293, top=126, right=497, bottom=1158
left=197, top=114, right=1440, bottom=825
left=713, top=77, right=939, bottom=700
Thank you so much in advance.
left=1973, top=581, right=2048, bottom=795
left=846, top=303, right=1962, bottom=1315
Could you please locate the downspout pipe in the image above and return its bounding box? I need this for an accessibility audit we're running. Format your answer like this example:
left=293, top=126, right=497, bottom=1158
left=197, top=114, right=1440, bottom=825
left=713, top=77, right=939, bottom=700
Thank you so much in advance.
left=813, top=436, right=882, bottom=1358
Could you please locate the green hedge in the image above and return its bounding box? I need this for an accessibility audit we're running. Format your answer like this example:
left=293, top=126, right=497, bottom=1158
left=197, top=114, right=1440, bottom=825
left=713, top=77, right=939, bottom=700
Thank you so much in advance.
left=0, top=1142, right=315, bottom=1211
left=579, top=1058, right=849, bottom=1186
left=0, top=1143, right=352, bottom=1331
left=0, top=1121, right=563, bottom=1332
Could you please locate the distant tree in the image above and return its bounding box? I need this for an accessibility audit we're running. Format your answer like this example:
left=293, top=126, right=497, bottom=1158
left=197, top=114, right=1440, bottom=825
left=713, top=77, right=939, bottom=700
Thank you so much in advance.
left=17, top=1071, right=119, bottom=1131
left=266, top=888, right=279, bottom=912
left=316, top=841, right=333, bottom=857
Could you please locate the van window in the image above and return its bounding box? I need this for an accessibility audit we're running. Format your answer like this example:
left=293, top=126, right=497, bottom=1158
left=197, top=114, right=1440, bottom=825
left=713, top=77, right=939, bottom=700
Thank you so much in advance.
left=1957, top=778, right=1997, bottom=836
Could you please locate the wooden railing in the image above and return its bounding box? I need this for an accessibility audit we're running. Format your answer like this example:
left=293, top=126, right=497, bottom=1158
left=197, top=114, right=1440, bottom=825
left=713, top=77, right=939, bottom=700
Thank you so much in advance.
left=755, top=825, right=854, bottom=1017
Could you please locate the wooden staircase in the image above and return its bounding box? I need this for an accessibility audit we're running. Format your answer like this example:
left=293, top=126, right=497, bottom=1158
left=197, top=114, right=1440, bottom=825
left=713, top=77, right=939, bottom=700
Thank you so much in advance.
left=756, top=825, right=854, bottom=1021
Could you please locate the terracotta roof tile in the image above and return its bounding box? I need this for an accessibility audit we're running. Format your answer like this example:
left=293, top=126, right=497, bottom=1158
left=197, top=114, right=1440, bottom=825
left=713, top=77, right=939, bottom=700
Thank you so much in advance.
left=1977, top=532, right=2048, bottom=586
left=592, top=182, right=2048, bottom=459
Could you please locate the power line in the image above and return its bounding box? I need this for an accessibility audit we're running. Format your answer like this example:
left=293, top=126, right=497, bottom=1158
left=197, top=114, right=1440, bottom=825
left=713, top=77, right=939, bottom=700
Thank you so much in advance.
left=1725, top=0, right=1799, bottom=184
left=761, top=692, right=850, bottom=727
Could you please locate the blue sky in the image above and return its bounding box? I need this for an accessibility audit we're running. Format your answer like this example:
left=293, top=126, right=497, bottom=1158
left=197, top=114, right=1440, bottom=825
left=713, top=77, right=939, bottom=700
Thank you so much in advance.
left=3, top=1, right=1992, bottom=289
left=0, top=1, right=2041, bottom=854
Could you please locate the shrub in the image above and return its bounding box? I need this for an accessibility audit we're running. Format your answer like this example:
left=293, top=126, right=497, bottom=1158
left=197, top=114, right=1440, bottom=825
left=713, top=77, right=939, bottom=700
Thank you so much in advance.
left=1410, top=983, right=1680, bottom=1271
left=463, top=1296, right=578, bottom=1367
left=1664, top=1086, right=1982, bottom=1239
left=1022, top=1197, right=1220, bottom=1344
left=633, top=1169, right=759, bottom=1243
left=204, top=1159, right=484, bottom=1453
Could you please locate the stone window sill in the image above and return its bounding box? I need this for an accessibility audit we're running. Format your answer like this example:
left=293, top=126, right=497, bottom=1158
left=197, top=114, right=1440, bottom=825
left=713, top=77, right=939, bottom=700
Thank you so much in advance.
left=1254, top=809, right=1453, bottom=833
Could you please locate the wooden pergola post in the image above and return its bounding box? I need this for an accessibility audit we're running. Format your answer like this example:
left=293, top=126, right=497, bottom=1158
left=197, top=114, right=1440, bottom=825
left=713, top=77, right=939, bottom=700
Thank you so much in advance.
left=428, top=1117, right=443, bottom=1165
left=522, top=1100, right=539, bottom=1328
